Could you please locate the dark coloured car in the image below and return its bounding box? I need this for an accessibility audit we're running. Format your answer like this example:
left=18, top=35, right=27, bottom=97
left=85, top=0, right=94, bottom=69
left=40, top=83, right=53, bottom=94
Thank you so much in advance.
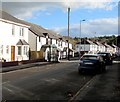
left=78, top=54, right=106, bottom=74
left=97, top=52, right=113, bottom=65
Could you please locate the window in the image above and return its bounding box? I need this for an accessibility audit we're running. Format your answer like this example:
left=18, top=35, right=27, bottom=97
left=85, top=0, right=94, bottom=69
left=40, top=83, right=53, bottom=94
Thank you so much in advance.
left=46, top=38, right=48, bottom=44
left=58, top=41, right=60, bottom=46
left=50, top=38, right=52, bottom=44
left=22, top=28, right=24, bottom=36
left=18, top=46, right=22, bottom=55
left=65, top=42, right=66, bottom=45
left=39, top=36, right=41, bottom=42
left=23, top=46, right=28, bottom=55
left=12, top=25, right=15, bottom=35
left=0, top=45, right=3, bottom=54
left=20, top=27, right=24, bottom=36
left=56, top=40, right=57, bottom=44
left=6, top=45, right=9, bottom=54
left=61, top=41, right=62, bottom=46
left=81, top=56, right=98, bottom=60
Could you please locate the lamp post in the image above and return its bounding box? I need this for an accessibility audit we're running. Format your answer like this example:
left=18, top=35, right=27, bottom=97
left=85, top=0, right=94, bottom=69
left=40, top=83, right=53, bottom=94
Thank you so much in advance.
left=79, top=20, right=85, bottom=58
left=68, top=7, right=70, bottom=60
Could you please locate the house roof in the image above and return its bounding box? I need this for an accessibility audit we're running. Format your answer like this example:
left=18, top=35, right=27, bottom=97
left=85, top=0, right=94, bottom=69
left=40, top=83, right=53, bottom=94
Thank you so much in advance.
left=112, top=44, right=118, bottom=48
left=16, top=39, right=29, bottom=45
left=0, top=10, right=29, bottom=27
left=1, top=10, right=69, bottom=42
left=47, top=30, right=62, bottom=40
left=103, top=43, right=113, bottom=48
left=96, top=42, right=104, bottom=46
left=19, top=20, right=48, bottom=37
left=80, top=39, right=95, bottom=44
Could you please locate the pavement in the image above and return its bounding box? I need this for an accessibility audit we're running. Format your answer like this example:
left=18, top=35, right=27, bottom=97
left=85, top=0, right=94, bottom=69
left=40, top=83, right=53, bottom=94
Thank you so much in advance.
left=70, top=57, right=120, bottom=101
left=1, top=57, right=79, bottom=73
left=0, top=61, right=57, bottom=73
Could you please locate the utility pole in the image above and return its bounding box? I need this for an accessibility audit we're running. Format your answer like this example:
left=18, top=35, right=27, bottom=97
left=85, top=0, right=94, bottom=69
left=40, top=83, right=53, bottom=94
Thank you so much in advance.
left=68, top=7, right=70, bottom=60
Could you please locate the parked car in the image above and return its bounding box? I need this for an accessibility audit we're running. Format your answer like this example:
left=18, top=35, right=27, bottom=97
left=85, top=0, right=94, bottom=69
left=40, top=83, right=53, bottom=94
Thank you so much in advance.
left=97, top=52, right=113, bottom=65
left=78, top=54, right=106, bottom=74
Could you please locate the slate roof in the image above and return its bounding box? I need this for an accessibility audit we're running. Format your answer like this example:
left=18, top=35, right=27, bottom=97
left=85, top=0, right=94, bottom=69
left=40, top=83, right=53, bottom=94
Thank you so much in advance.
left=16, top=39, right=29, bottom=45
left=80, top=39, right=95, bottom=44
left=20, top=20, right=47, bottom=37
left=0, top=10, right=66, bottom=41
left=0, top=10, right=29, bottom=26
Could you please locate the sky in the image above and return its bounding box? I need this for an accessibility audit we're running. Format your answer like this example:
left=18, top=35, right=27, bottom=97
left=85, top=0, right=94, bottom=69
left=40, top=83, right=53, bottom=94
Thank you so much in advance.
left=1, top=0, right=119, bottom=38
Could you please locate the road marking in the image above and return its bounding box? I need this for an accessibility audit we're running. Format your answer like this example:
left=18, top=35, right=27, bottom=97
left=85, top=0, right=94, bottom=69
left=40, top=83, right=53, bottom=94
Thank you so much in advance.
left=0, top=81, right=10, bottom=85
left=3, top=86, right=15, bottom=93
left=44, top=78, right=60, bottom=84
left=113, top=61, right=120, bottom=64
left=68, top=75, right=100, bottom=102
left=3, top=83, right=35, bottom=99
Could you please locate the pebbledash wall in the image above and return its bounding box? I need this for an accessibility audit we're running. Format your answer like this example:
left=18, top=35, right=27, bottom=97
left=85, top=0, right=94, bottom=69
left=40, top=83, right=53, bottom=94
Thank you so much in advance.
left=0, top=19, right=30, bottom=62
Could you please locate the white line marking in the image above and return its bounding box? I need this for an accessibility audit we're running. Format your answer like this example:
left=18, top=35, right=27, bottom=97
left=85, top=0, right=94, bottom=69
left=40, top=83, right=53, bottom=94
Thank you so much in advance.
left=0, top=81, right=10, bottom=85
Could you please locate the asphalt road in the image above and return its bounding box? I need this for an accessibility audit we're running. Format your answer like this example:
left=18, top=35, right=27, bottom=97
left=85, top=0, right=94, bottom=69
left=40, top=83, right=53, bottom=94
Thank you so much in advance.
left=2, top=60, right=94, bottom=100
left=2, top=58, right=120, bottom=101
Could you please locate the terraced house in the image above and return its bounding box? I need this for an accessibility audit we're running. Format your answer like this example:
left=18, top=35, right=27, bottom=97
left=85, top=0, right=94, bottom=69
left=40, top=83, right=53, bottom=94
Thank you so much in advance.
left=0, top=10, right=74, bottom=62
left=0, top=11, right=30, bottom=62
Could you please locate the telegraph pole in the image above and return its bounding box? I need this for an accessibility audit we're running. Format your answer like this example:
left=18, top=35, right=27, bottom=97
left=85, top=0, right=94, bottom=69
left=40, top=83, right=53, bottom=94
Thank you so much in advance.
left=68, top=7, right=70, bottom=60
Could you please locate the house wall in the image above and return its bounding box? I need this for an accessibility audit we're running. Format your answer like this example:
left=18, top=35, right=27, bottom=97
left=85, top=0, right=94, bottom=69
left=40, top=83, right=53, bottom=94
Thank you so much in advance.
left=52, top=39, right=57, bottom=45
left=0, top=20, right=29, bottom=61
left=75, top=43, right=99, bottom=54
left=28, top=30, right=37, bottom=51
left=37, top=37, right=46, bottom=51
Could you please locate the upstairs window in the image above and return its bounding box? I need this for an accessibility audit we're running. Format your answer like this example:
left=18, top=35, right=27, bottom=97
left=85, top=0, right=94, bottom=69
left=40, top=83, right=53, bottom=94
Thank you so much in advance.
left=61, top=41, right=62, bottom=46
left=12, top=25, right=15, bottom=35
left=20, top=27, right=24, bottom=36
left=46, top=38, right=48, bottom=45
left=39, top=36, right=41, bottom=42
left=56, top=40, right=57, bottom=44
left=50, top=38, right=52, bottom=44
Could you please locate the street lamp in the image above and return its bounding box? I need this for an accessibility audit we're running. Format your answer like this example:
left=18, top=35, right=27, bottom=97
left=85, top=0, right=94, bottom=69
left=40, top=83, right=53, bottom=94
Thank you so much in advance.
left=79, top=19, right=85, bottom=58
left=68, top=7, right=70, bottom=60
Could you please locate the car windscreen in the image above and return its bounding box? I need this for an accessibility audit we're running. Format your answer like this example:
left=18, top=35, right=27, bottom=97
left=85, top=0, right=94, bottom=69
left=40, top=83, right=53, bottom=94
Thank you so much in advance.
left=81, top=56, right=98, bottom=60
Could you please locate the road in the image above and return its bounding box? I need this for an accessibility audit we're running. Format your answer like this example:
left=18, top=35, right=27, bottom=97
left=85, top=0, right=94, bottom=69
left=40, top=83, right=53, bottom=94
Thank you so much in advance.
left=2, top=58, right=120, bottom=101
left=2, top=60, right=94, bottom=100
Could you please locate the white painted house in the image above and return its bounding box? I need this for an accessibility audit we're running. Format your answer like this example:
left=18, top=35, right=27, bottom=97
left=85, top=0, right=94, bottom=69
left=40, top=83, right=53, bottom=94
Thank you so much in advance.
left=0, top=11, right=30, bottom=62
left=20, top=20, right=72, bottom=61
left=103, top=43, right=114, bottom=54
left=93, top=41, right=106, bottom=53
left=75, top=39, right=98, bottom=55
left=1, top=11, right=74, bottom=62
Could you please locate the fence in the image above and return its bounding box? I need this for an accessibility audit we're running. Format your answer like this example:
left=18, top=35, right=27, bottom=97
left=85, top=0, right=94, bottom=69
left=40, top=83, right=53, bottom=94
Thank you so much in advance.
left=30, top=50, right=45, bottom=60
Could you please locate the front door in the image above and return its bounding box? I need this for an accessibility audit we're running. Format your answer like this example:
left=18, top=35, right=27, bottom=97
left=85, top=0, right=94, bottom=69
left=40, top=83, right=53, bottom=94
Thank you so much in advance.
left=11, top=46, right=15, bottom=61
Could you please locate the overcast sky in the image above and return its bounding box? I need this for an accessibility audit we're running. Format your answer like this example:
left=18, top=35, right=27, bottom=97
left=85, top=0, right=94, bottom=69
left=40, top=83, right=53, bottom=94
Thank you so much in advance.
left=1, top=0, right=119, bottom=38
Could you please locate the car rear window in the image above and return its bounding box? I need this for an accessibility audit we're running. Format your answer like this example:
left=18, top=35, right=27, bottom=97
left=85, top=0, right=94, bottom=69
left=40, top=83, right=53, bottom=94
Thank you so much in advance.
left=98, top=53, right=106, bottom=56
left=81, top=56, right=98, bottom=60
